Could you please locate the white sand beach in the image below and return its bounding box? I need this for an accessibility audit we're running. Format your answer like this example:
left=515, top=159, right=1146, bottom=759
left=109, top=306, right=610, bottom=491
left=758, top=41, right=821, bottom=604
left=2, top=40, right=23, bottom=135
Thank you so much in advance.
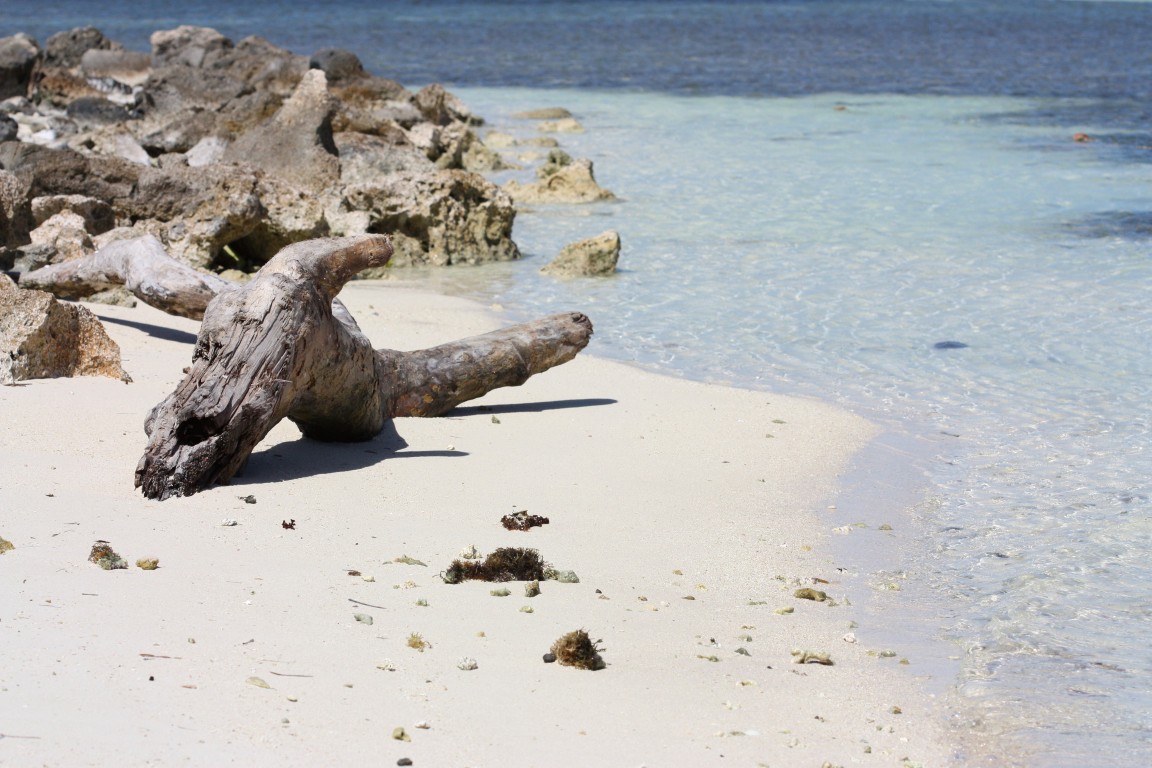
left=0, top=282, right=956, bottom=767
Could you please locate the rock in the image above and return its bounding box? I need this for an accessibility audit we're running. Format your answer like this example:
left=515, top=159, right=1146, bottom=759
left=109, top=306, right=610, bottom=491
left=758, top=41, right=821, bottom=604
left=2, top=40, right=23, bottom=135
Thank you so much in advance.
left=228, top=174, right=331, bottom=267
left=66, top=96, right=135, bottom=127
left=33, top=68, right=106, bottom=110
left=0, top=34, right=39, bottom=101
left=29, top=210, right=94, bottom=263
left=542, top=230, right=620, bottom=277
left=185, top=136, right=229, bottom=167
left=483, top=131, right=517, bottom=149
left=126, top=162, right=265, bottom=267
left=511, top=107, right=573, bottom=120
left=504, top=157, right=616, bottom=204
left=44, top=27, right=118, bottom=68
left=538, top=117, right=583, bottom=133
left=0, top=114, right=17, bottom=142
left=85, top=128, right=152, bottom=165
left=2, top=25, right=527, bottom=273
left=413, top=83, right=475, bottom=127
left=223, top=69, right=339, bottom=193
left=0, top=169, right=33, bottom=248
left=84, top=286, right=137, bottom=307
left=150, top=26, right=234, bottom=69
left=341, top=169, right=519, bottom=268
left=309, top=48, right=366, bottom=82
left=79, top=48, right=152, bottom=87
left=32, top=194, right=116, bottom=234
left=0, top=142, right=142, bottom=208
left=335, top=130, right=433, bottom=186
left=0, top=274, right=130, bottom=384
left=435, top=123, right=515, bottom=172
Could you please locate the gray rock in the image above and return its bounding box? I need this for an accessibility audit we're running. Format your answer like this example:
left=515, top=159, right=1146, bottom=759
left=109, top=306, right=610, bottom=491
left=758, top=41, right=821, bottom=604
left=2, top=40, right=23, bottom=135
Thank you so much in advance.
left=309, top=48, right=366, bottom=82
left=0, top=169, right=33, bottom=248
left=185, top=136, right=228, bottom=167
left=79, top=49, right=152, bottom=87
left=0, top=34, right=39, bottom=101
left=541, top=230, right=620, bottom=277
left=150, top=26, right=233, bottom=69
left=336, top=130, right=433, bottom=186
left=0, top=274, right=130, bottom=384
left=44, top=27, right=117, bottom=68
left=223, top=69, right=339, bottom=193
left=31, top=194, right=116, bottom=233
left=0, top=142, right=141, bottom=208
left=65, top=96, right=134, bottom=126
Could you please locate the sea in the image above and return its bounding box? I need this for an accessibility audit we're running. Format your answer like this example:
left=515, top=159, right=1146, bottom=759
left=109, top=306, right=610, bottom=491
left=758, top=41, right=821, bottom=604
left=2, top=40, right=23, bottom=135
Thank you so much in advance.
left=4, top=2, right=1151, bottom=765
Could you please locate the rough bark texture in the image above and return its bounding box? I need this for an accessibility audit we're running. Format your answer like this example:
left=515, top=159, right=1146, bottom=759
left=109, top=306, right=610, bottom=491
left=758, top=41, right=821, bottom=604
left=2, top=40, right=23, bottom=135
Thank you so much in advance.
left=22, top=235, right=228, bottom=319
left=130, top=234, right=592, bottom=500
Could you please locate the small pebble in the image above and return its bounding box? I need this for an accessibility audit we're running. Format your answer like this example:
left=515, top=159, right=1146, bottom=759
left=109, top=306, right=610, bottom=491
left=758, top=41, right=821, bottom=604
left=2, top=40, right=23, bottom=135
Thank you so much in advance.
left=543, top=652, right=557, bottom=663
left=397, top=759, right=413, bottom=767
left=354, top=613, right=374, bottom=625
left=221, top=519, right=239, bottom=526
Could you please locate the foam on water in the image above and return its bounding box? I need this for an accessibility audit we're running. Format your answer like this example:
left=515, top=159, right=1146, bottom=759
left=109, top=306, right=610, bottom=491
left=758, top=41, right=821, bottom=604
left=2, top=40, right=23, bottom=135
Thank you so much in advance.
left=404, top=87, right=1152, bottom=765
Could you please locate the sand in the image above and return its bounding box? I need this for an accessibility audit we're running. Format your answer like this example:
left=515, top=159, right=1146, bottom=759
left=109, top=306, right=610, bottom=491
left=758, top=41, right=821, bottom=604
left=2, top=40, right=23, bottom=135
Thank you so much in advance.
left=0, top=281, right=957, bottom=767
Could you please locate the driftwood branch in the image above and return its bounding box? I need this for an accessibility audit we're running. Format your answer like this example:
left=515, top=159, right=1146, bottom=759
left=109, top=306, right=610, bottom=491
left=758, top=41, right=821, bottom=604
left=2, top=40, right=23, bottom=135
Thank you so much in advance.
left=22, top=236, right=229, bottom=320
left=114, top=235, right=592, bottom=500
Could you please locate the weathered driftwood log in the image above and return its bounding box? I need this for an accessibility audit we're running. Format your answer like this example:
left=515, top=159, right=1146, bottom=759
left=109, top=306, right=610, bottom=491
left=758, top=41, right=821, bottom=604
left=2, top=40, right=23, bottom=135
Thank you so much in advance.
left=21, top=235, right=228, bottom=320
left=128, top=234, right=592, bottom=499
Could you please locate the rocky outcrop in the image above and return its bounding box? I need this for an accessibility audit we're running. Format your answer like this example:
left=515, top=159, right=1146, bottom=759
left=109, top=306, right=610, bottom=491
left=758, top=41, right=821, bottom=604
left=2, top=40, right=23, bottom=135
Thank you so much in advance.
left=222, top=69, right=340, bottom=193
left=504, top=150, right=616, bottom=204
left=0, top=274, right=130, bottom=384
left=541, top=230, right=620, bottom=277
left=1, top=25, right=522, bottom=274
left=342, top=170, right=519, bottom=269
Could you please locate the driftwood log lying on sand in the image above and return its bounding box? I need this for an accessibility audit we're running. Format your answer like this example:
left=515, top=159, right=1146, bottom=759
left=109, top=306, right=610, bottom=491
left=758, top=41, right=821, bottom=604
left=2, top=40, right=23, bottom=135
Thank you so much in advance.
left=26, top=234, right=592, bottom=499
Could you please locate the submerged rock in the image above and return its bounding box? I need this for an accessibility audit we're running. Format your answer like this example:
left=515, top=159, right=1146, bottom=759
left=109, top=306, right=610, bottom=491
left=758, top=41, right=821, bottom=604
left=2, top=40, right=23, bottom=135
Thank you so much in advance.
left=504, top=155, right=615, bottom=204
left=542, top=230, right=620, bottom=277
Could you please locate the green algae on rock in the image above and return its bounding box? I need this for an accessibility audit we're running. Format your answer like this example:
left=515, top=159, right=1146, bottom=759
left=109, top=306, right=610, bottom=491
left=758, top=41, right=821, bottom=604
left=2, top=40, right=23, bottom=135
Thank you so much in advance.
left=89, top=541, right=128, bottom=570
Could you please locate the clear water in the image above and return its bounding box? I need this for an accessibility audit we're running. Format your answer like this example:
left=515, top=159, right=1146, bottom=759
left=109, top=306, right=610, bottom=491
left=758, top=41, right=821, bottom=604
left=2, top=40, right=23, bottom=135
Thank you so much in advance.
left=5, top=2, right=1152, bottom=765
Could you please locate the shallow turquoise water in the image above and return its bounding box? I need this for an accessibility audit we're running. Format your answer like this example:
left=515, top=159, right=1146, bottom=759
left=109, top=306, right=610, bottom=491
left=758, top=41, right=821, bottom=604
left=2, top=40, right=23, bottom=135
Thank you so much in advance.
left=401, top=87, right=1152, bottom=765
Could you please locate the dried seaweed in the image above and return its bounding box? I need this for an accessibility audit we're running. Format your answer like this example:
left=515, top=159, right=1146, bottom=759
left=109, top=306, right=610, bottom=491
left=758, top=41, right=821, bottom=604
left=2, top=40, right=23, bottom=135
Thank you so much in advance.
left=501, top=510, right=550, bottom=531
left=442, top=547, right=548, bottom=584
left=550, top=629, right=605, bottom=671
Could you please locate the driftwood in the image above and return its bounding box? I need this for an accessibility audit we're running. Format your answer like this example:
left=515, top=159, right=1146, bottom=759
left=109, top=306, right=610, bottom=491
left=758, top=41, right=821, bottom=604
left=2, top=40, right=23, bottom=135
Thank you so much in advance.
left=26, top=235, right=592, bottom=499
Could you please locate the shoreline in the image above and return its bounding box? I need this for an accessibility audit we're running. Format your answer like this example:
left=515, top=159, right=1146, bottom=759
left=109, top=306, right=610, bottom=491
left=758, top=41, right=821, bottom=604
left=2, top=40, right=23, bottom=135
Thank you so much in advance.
left=0, top=280, right=960, bottom=766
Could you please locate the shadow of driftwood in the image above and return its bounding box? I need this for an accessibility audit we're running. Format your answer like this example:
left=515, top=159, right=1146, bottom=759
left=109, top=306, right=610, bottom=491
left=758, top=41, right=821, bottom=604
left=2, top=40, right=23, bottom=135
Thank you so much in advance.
left=229, top=398, right=614, bottom=487
left=98, top=314, right=199, bottom=345
left=233, top=420, right=468, bottom=486
left=449, top=398, right=617, bottom=416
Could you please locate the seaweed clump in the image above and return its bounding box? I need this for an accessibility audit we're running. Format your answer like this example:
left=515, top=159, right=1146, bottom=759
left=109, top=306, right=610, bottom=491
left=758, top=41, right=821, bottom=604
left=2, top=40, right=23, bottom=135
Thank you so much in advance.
left=442, top=547, right=547, bottom=584
left=501, top=510, right=550, bottom=531
left=550, top=629, right=605, bottom=671
left=89, top=541, right=128, bottom=570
